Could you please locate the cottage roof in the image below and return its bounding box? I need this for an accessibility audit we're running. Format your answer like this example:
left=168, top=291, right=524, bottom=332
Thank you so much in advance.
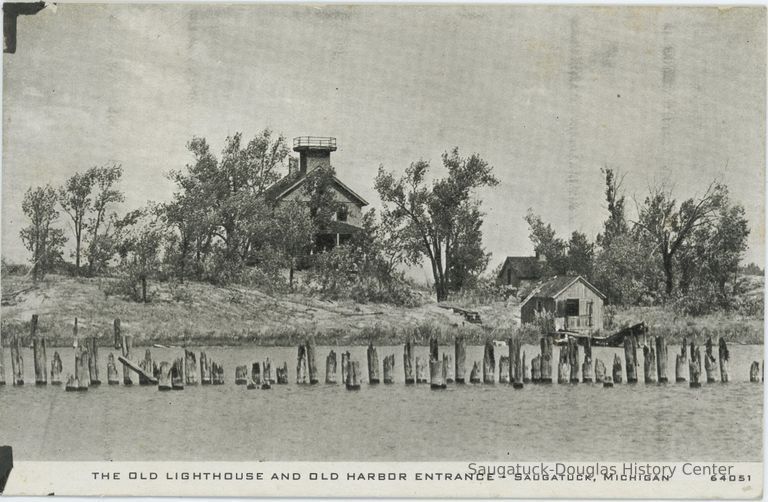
left=263, top=170, right=369, bottom=206
left=520, top=275, right=606, bottom=307
left=498, top=256, right=542, bottom=279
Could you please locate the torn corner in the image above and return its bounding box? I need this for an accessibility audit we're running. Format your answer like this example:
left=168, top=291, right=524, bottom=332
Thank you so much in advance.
left=3, top=2, right=48, bottom=54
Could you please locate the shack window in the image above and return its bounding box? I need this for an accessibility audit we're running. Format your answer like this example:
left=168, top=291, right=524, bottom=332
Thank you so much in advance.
left=565, top=299, right=579, bottom=316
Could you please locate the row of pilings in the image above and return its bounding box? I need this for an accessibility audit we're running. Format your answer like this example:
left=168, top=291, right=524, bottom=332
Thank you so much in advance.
left=0, top=316, right=763, bottom=390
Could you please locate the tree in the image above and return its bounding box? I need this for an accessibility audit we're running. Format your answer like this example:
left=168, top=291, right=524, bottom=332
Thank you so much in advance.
left=634, top=181, right=726, bottom=295
left=20, top=185, right=66, bottom=281
left=86, top=164, right=124, bottom=275
left=596, top=167, right=628, bottom=248
left=524, top=210, right=568, bottom=276
left=374, top=147, right=498, bottom=301
left=115, top=207, right=167, bottom=303
left=58, top=170, right=95, bottom=274
left=271, top=200, right=314, bottom=288
left=567, top=231, right=594, bottom=278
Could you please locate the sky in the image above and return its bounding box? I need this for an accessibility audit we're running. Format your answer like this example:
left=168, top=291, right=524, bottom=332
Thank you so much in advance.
left=2, top=4, right=765, bottom=282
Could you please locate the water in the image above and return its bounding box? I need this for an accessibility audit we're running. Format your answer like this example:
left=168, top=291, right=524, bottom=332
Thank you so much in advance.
left=0, top=344, right=762, bottom=461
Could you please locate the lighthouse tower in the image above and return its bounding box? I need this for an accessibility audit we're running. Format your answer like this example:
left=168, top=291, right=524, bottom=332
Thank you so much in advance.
left=292, top=136, right=337, bottom=174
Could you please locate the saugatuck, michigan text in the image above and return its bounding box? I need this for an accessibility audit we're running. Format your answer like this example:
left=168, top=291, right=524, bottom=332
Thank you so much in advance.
left=466, top=463, right=740, bottom=481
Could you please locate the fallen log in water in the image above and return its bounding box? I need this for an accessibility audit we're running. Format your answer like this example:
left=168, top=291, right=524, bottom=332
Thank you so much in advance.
left=455, top=335, right=466, bottom=384
left=117, top=355, right=158, bottom=384
left=718, top=338, right=729, bottom=383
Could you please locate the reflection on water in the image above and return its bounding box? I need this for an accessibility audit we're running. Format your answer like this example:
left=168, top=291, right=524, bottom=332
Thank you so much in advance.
left=0, top=344, right=762, bottom=461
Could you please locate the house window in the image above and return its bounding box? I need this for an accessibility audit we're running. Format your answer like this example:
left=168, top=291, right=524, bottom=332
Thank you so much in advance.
left=565, top=299, right=579, bottom=316
left=336, top=206, right=348, bottom=222
left=536, top=300, right=542, bottom=312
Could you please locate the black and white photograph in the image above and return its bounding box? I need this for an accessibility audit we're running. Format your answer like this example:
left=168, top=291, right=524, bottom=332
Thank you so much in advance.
left=0, top=3, right=764, bottom=498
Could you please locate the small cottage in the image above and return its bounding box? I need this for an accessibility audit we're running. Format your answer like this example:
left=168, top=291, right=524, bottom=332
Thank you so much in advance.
left=497, top=254, right=545, bottom=287
left=520, top=275, right=606, bottom=333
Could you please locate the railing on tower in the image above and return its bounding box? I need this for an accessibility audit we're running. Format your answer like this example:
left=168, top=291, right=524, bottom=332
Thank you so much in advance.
left=293, top=136, right=337, bottom=149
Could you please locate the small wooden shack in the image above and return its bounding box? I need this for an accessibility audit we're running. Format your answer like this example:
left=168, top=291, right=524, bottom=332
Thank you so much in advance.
left=520, top=275, right=606, bottom=333
left=497, top=255, right=544, bottom=287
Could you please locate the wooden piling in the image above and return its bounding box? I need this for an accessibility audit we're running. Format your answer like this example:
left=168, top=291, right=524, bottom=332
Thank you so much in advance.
left=531, top=355, right=541, bottom=383
left=507, top=337, right=518, bottom=385
left=540, top=335, right=553, bottom=383
left=263, top=359, right=274, bottom=387
left=346, top=360, right=361, bottom=390
left=455, top=335, right=466, bottom=384
left=75, top=345, right=90, bottom=390
left=30, top=315, right=46, bottom=385
left=582, top=336, right=593, bottom=383
left=158, top=361, right=171, bottom=390
left=557, top=346, right=569, bottom=384
left=121, top=333, right=133, bottom=385
left=522, top=351, right=529, bottom=384
left=624, top=335, right=637, bottom=383
left=247, top=362, right=261, bottom=389
left=235, top=365, right=248, bottom=385
left=443, top=353, right=454, bottom=383
left=326, top=350, right=337, bottom=384
left=296, top=344, right=308, bottom=384
left=305, top=338, right=318, bottom=384
left=568, top=338, right=579, bottom=383
left=655, top=336, right=668, bottom=383
left=718, top=338, right=729, bottom=383
left=430, top=359, right=445, bottom=389
left=675, top=337, right=687, bottom=383
left=86, top=336, right=100, bottom=385
left=50, top=351, right=63, bottom=385
left=498, top=356, right=510, bottom=383
left=429, top=335, right=439, bottom=363
left=603, top=375, right=614, bottom=388
left=383, top=354, right=395, bottom=384
left=277, top=361, right=288, bottom=385
left=172, top=358, right=184, bottom=389
left=11, top=334, right=23, bottom=385
left=404, top=337, right=415, bottom=384
left=689, top=341, right=701, bottom=388
left=0, top=330, right=5, bottom=385
left=213, top=361, right=225, bottom=384
left=65, top=374, right=78, bottom=391
left=184, top=350, right=197, bottom=385
left=469, top=361, right=481, bottom=383
left=612, top=354, right=623, bottom=384
left=367, top=343, right=380, bottom=384
left=482, top=339, right=495, bottom=384
left=704, top=337, right=717, bottom=383
left=416, top=356, right=428, bottom=384
left=594, top=358, right=605, bottom=383
left=200, top=351, right=211, bottom=385
left=750, top=361, right=760, bottom=382
left=341, top=351, right=350, bottom=385
left=643, top=343, right=657, bottom=384
left=107, top=353, right=119, bottom=384
left=138, top=349, right=153, bottom=385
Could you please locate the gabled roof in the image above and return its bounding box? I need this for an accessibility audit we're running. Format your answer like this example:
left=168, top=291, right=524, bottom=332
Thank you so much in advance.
left=520, top=275, right=606, bottom=308
left=498, top=256, right=542, bottom=279
left=263, top=170, right=369, bottom=206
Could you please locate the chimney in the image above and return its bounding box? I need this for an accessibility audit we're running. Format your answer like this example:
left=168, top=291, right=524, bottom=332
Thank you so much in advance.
left=292, top=136, right=336, bottom=175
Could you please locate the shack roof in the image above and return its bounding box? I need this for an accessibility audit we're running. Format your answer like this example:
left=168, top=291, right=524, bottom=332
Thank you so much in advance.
left=498, top=256, right=542, bottom=279
left=520, top=275, right=606, bottom=307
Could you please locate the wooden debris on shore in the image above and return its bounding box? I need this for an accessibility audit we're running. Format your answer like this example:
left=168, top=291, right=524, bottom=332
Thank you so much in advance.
left=139, top=349, right=154, bottom=385
left=749, top=361, right=760, bottom=382
left=346, top=360, right=361, bottom=390
left=594, top=358, right=605, bottom=383
left=718, top=338, right=729, bottom=383
left=415, top=356, right=428, bottom=384
left=582, top=337, right=593, bottom=383
left=643, top=343, right=656, bottom=384
left=612, top=354, right=622, bottom=384
left=185, top=350, right=198, bottom=385
left=655, top=336, right=668, bottom=383
left=235, top=365, right=248, bottom=385
left=50, top=351, right=63, bottom=385
left=675, top=337, right=687, bottom=383
left=498, top=356, right=510, bottom=383
left=158, top=361, right=171, bottom=391
left=172, top=358, right=184, bottom=389
left=469, top=361, right=481, bottom=383
left=704, top=337, right=717, bottom=383
left=443, top=353, right=454, bottom=384
left=326, top=350, right=337, bottom=384
left=107, top=353, right=119, bottom=384
left=306, top=338, right=318, bottom=384
left=383, top=354, right=395, bottom=384
left=482, top=339, right=495, bottom=384
left=367, top=342, right=380, bottom=384
left=689, top=340, right=702, bottom=388
left=200, top=351, right=212, bottom=385
left=557, top=345, right=569, bottom=384
left=11, top=334, right=24, bottom=385
left=296, top=344, right=308, bottom=384
left=568, top=338, right=579, bottom=384
left=404, top=337, right=415, bottom=384
left=430, top=358, right=445, bottom=389
left=455, top=335, right=466, bottom=384
left=540, top=335, right=553, bottom=384
left=624, top=335, right=638, bottom=383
